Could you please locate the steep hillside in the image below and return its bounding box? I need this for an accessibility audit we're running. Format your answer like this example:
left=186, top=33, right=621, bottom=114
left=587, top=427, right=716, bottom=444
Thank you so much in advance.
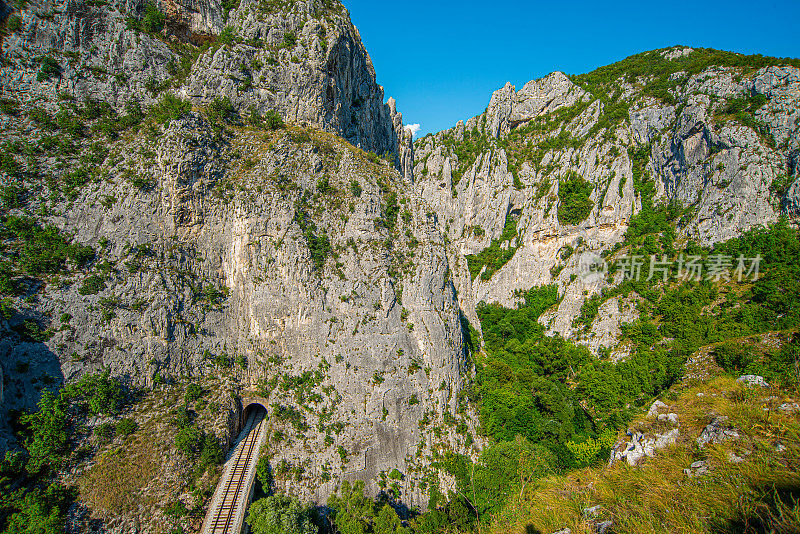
left=0, top=0, right=474, bottom=527
left=415, top=47, right=800, bottom=354
left=487, top=345, right=800, bottom=534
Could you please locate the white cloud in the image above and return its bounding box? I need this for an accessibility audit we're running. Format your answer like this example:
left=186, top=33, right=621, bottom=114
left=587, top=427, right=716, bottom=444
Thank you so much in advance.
left=404, top=123, right=421, bottom=137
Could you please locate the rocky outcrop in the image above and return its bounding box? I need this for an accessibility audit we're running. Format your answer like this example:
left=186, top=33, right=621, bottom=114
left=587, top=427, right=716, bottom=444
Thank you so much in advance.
left=737, top=374, right=769, bottom=387
left=1, top=0, right=409, bottom=163
left=609, top=427, right=679, bottom=467
left=696, top=416, right=740, bottom=447
left=0, top=0, right=459, bottom=521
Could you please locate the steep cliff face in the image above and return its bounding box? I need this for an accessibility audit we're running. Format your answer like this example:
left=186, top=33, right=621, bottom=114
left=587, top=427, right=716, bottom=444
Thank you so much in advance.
left=415, top=47, right=800, bottom=354
left=0, top=0, right=469, bottom=522
left=0, top=0, right=410, bottom=162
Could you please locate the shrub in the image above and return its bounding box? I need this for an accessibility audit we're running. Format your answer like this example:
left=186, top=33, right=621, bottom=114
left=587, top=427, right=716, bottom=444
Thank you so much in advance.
left=94, top=421, right=116, bottom=442
left=282, top=32, right=297, bottom=48
left=138, top=2, right=165, bottom=33
left=219, top=25, right=238, bottom=45
left=264, top=109, right=284, bottom=130
left=150, top=93, right=191, bottom=124
left=0, top=216, right=94, bottom=276
left=557, top=173, right=594, bottom=225
left=199, top=434, right=222, bottom=467
left=78, top=274, right=105, bottom=295
left=0, top=155, right=20, bottom=177
left=164, top=500, right=188, bottom=518
left=55, top=109, right=84, bottom=137
left=184, top=383, right=204, bottom=404
left=37, top=56, right=61, bottom=82
left=316, top=176, right=333, bottom=195
left=221, top=0, right=239, bottom=20
left=175, top=424, right=202, bottom=456
left=28, top=107, right=57, bottom=129
left=255, top=456, right=273, bottom=492
left=116, top=418, right=138, bottom=436
left=6, top=15, right=22, bottom=32
left=0, top=98, right=19, bottom=115
left=206, top=96, right=235, bottom=124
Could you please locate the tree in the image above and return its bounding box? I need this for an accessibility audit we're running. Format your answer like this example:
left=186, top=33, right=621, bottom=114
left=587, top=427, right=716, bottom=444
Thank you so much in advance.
left=256, top=456, right=273, bottom=493
left=327, top=481, right=375, bottom=534
left=21, top=391, right=68, bottom=474
left=3, top=484, right=72, bottom=534
left=374, top=505, right=410, bottom=534
left=246, top=494, right=317, bottom=534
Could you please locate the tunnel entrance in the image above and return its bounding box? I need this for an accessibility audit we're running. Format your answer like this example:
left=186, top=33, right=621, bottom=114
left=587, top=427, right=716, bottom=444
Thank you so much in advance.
left=240, top=398, right=268, bottom=434
left=242, top=402, right=266, bottom=423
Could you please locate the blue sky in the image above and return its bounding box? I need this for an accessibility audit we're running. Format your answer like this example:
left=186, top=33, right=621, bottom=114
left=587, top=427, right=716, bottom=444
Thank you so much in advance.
left=344, top=0, right=799, bottom=137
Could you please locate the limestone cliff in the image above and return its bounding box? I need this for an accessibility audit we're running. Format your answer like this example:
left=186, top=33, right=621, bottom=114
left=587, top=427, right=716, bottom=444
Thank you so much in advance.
left=414, top=47, right=800, bottom=356
left=0, top=0, right=464, bottom=524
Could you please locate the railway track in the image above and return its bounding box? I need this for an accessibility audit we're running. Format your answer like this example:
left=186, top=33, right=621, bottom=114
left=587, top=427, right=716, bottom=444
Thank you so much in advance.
left=203, top=406, right=266, bottom=534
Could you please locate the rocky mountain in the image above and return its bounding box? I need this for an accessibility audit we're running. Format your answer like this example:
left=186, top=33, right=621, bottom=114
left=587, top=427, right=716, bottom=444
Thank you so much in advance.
left=0, top=0, right=461, bottom=519
left=1, top=0, right=800, bottom=530
left=414, top=48, right=800, bottom=355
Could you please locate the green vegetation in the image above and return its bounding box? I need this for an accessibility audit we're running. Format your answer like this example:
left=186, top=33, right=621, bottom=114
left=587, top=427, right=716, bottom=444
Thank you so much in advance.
left=15, top=372, right=125, bottom=475
left=465, top=213, right=519, bottom=280
left=246, top=494, right=317, bottom=534
left=475, top=285, right=601, bottom=465
left=380, top=191, right=400, bottom=232
left=489, top=375, right=800, bottom=534
left=264, top=109, right=285, bottom=130
left=557, top=173, right=594, bottom=225
left=282, top=31, right=298, bottom=48
left=327, top=480, right=411, bottom=534
left=5, top=15, right=21, bottom=33
left=77, top=274, right=105, bottom=295
left=115, top=418, right=138, bottom=436
left=349, top=179, right=363, bottom=198
left=295, top=192, right=331, bottom=271
left=150, top=93, right=192, bottom=125
left=172, top=406, right=223, bottom=477
left=0, top=216, right=95, bottom=295
left=256, top=456, right=273, bottom=492
left=714, top=92, right=773, bottom=143
left=184, top=383, right=204, bottom=404
left=571, top=47, right=800, bottom=106
left=36, top=56, right=61, bottom=82
left=425, top=221, right=800, bottom=530
left=438, top=129, right=490, bottom=186
left=126, top=2, right=165, bottom=33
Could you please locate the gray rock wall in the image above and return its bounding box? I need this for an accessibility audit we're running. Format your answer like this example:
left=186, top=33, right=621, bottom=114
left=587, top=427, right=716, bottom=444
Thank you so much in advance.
left=414, top=54, right=800, bottom=353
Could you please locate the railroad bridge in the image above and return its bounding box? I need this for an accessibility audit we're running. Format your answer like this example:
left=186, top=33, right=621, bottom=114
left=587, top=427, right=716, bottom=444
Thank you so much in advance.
left=202, top=398, right=269, bottom=534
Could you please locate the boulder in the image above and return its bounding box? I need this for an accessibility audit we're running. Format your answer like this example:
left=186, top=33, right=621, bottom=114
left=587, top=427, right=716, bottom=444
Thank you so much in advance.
left=737, top=375, right=769, bottom=388
left=610, top=428, right=679, bottom=466
left=684, top=460, right=710, bottom=478
left=647, top=400, right=669, bottom=418
left=697, top=416, right=740, bottom=447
